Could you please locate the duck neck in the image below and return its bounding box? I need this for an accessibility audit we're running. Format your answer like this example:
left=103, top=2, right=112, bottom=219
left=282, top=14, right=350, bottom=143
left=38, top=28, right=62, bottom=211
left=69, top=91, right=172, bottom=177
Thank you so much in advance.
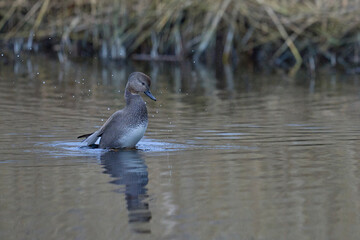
left=124, top=88, right=144, bottom=107
left=124, top=89, right=148, bottom=123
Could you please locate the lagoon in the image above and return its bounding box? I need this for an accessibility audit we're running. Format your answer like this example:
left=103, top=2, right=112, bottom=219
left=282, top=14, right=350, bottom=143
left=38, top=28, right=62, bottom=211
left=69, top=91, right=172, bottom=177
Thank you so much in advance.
left=1, top=55, right=360, bottom=240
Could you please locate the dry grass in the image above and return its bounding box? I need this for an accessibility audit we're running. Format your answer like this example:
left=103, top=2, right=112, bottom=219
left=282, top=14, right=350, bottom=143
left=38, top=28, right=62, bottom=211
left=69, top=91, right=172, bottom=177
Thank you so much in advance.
left=1, top=0, right=360, bottom=73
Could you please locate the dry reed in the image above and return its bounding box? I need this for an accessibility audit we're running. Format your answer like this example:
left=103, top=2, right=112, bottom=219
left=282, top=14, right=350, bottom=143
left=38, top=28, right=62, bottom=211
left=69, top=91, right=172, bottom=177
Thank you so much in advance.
left=1, top=0, right=360, bottom=73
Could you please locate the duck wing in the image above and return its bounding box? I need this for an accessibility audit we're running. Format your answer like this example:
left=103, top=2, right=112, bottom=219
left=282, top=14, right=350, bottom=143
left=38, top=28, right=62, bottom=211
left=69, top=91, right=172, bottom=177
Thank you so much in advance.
left=78, top=111, right=121, bottom=146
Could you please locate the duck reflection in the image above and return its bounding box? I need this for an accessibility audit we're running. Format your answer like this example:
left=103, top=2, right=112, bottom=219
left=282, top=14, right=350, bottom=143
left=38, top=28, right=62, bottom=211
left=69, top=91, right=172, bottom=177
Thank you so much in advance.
left=100, top=150, right=151, bottom=233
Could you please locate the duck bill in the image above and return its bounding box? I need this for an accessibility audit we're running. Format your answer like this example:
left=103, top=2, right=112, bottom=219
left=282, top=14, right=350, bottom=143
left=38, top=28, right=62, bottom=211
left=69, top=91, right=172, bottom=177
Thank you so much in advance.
left=144, top=90, right=156, bottom=101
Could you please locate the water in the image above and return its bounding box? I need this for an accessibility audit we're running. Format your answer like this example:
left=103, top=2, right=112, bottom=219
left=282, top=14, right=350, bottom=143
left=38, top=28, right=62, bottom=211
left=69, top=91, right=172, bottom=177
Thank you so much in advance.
left=1, top=55, right=360, bottom=240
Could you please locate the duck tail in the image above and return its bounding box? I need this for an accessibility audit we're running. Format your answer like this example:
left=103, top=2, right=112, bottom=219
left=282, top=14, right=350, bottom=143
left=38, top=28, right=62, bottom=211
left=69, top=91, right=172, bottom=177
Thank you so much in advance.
left=78, top=131, right=101, bottom=146
left=77, top=133, right=93, bottom=139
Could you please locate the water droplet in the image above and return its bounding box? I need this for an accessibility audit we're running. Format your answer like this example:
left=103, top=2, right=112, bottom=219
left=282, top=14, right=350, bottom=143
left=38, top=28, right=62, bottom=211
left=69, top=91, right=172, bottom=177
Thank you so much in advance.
left=107, top=108, right=110, bottom=110
left=88, top=89, right=91, bottom=92
left=16, top=55, right=19, bottom=58
left=1, top=53, right=3, bottom=56
left=101, top=119, right=104, bottom=122
left=152, top=115, right=154, bottom=117
left=36, top=72, right=39, bottom=75
left=72, top=95, right=75, bottom=98
left=156, top=110, right=159, bottom=113
left=42, top=81, right=45, bottom=84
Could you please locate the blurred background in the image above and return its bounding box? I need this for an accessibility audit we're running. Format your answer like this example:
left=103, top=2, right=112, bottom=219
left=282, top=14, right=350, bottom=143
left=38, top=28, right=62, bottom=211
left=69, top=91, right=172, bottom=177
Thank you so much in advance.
left=1, top=0, right=360, bottom=74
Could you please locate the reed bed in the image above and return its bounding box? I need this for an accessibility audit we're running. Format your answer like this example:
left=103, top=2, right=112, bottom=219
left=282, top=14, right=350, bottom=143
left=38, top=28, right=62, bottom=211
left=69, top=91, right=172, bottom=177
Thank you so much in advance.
left=1, top=0, right=360, bottom=73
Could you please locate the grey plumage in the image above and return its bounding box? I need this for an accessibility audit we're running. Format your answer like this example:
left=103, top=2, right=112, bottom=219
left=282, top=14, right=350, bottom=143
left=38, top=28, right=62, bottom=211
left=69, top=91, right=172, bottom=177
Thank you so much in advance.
left=78, top=72, right=156, bottom=149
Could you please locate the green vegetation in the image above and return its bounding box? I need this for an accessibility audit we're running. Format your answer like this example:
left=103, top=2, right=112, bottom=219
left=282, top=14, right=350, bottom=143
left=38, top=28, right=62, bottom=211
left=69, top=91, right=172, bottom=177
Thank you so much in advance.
left=1, top=0, right=360, bottom=74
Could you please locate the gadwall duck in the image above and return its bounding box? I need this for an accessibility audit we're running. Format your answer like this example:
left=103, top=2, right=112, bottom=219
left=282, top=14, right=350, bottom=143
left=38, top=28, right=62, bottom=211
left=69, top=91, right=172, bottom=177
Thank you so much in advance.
left=78, top=72, right=156, bottom=149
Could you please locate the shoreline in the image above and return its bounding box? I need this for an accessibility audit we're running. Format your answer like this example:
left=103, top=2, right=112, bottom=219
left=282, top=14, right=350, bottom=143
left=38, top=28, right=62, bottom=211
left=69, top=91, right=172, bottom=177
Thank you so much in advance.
left=0, top=0, right=360, bottom=74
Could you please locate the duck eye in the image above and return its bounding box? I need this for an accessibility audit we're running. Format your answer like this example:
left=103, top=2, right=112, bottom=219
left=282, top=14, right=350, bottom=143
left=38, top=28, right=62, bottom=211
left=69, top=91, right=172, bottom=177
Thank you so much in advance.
left=142, top=82, right=145, bottom=86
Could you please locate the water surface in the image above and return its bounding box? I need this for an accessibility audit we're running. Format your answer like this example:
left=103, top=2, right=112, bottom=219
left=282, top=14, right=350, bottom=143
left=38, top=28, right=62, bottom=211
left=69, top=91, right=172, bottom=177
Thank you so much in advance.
left=1, top=55, right=360, bottom=240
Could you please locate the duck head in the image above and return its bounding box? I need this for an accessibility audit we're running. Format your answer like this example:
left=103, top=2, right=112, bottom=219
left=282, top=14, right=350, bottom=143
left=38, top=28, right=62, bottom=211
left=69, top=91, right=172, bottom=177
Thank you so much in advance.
left=126, top=72, right=156, bottom=101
